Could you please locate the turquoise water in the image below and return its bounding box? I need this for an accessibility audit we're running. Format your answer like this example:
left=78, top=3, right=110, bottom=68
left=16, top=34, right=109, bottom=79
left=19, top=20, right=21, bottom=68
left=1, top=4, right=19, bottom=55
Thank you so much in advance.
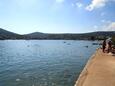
left=0, top=40, right=99, bottom=86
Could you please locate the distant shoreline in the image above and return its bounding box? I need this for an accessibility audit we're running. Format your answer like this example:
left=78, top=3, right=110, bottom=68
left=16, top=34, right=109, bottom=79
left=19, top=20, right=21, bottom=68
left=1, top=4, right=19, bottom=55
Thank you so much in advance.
left=0, top=28, right=115, bottom=40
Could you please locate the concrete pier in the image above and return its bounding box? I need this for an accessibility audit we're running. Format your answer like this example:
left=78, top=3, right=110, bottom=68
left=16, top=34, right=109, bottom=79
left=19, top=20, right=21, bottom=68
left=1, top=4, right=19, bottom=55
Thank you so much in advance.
left=75, top=49, right=115, bottom=86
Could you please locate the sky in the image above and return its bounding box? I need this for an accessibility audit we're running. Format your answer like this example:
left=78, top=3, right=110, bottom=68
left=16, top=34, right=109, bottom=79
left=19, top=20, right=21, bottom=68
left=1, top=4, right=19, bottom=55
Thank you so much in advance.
left=0, top=0, right=115, bottom=34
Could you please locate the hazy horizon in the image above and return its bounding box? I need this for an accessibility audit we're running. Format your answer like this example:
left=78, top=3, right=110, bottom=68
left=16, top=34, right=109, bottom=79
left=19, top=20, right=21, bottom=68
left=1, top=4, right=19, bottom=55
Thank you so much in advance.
left=1, top=28, right=115, bottom=35
left=0, top=0, right=115, bottom=34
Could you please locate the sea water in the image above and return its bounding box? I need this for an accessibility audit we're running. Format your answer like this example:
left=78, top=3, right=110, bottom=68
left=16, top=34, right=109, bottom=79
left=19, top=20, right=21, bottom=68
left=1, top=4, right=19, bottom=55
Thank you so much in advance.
left=0, top=40, right=99, bottom=86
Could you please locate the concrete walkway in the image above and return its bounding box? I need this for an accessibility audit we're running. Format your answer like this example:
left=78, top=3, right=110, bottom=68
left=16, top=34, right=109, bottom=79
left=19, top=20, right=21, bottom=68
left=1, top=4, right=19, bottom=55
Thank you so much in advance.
left=75, top=49, right=115, bottom=86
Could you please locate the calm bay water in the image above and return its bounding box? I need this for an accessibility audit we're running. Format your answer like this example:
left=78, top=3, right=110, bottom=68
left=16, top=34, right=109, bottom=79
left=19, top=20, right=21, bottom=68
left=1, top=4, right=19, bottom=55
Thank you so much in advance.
left=0, top=40, right=99, bottom=86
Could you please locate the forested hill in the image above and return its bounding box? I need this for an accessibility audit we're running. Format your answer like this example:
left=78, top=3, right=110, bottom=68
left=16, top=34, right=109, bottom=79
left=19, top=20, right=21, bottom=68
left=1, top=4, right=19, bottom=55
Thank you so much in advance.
left=0, top=28, right=115, bottom=40
left=0, top=28, right=23, bottom=39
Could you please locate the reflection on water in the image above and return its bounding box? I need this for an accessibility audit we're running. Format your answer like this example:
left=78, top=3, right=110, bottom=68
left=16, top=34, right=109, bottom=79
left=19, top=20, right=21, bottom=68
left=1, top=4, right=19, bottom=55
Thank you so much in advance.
left=0, top=40, right=99, bottom=86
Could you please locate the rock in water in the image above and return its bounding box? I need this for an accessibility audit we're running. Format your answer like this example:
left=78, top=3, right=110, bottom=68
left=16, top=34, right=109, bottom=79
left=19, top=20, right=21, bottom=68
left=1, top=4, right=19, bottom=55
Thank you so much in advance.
left=16, top=78, right=20, bottom=82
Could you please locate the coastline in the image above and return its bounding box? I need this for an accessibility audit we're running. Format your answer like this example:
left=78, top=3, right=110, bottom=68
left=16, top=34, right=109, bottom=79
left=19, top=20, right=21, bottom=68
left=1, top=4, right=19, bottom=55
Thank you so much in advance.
left=75, top=48, right=115, bottom=86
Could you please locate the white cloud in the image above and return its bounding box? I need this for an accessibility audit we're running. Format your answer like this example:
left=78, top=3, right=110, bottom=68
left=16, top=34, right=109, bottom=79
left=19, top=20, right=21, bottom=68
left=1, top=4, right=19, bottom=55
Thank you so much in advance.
left=105, top=22, right=115, bottom=31
left=102, top=22, right=115, bottom=31
left=101, top=20, right=111, bottom=23
left=71, top=2, right=83, bottom=8
left=86, top=0, right=108, bottom=11
left=76, top=2, right=83, bottom=8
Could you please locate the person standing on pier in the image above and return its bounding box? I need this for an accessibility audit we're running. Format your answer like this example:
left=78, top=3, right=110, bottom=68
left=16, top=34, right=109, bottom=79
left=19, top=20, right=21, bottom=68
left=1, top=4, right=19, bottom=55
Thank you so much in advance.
left=102, top=39, right=106, bottom=53
left=106, top=37, right=112, bottom=53
left=108, top=38, right=112, bottom=53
